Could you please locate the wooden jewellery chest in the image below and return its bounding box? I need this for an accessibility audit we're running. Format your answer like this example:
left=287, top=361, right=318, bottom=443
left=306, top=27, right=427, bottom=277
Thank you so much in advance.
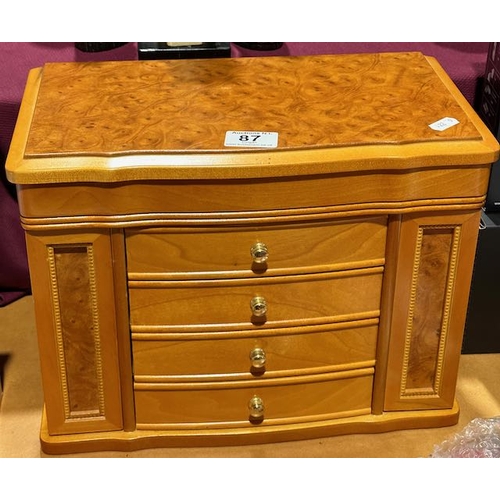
left=5, top=52, right=500, bottom=454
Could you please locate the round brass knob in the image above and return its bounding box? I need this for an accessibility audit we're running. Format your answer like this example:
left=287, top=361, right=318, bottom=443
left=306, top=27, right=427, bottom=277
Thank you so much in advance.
left=248, top=396, right=265, bottom=419
left=250, top=242, right=269, bottom=264
left=250, top=347, right=266, bottom=368
left=250, top=296, right=267, bottom=317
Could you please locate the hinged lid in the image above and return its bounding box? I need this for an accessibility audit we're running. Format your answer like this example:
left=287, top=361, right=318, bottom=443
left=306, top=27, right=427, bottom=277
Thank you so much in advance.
left=6, top=52, right=499, bottom=184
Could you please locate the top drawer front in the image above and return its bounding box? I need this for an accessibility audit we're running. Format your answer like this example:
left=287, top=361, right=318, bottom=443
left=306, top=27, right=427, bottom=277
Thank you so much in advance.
left=126, top=217, right=387, bottom=278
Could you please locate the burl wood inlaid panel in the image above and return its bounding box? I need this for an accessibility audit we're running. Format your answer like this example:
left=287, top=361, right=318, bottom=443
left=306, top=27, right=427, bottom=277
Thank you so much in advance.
left=384, top=211, right=481, bottom=410
left=52, top=246, right=101, bottom=416
left=404, top=228, right=454, bottom=392
left=25, top=52, right=480, bottom=156
left=25, top=231, right=123, bottom=435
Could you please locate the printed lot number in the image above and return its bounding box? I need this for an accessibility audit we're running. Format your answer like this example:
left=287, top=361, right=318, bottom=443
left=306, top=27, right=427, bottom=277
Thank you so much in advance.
left=225, top=131, right=279, bottom=148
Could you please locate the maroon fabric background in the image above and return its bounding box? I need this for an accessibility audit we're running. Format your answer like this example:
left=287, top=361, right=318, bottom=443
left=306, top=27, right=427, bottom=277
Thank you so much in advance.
left=0, top=42, right=490, bottom=305
left=0, top=149, right=30, bottom=305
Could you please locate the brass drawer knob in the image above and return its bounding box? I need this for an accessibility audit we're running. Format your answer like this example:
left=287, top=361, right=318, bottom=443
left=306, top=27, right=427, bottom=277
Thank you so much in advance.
left=248, top=396, right=265, bottom=419
left=250, top=242, right=269, bottom=264
left=250, top=296, right=267, bottom=317
left=250, top=347, right=266, bottom=368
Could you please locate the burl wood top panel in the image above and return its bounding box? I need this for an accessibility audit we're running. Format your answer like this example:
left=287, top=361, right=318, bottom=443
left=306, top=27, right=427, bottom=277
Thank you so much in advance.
left=26, top=52, right=480, bottom=155
left=6, top=52, right=499, bottom=184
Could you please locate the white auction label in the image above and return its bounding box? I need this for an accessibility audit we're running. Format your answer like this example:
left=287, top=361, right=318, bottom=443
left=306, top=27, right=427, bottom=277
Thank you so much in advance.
left=224, top=131, right=279, bottom=148
left=428, top=117, right=460, bottom=131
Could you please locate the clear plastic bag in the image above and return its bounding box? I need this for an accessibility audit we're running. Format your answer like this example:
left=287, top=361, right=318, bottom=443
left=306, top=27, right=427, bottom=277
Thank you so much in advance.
left=431, top=416, right=500, bottom=458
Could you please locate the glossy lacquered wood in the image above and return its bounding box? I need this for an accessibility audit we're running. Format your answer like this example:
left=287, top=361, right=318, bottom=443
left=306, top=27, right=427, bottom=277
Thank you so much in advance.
left=132, top=321, right=378, bottom=379
left=7, top=53, right=498, bottom=186
left=128, top=269, right=384, bottom=328
left=125, top=217, right=387, bottom=278
left=384, top=211, right=482, bottom=410
left=134, top=370, right=374, bottom=428
left=24, top=231, right=123, bottom=435
left=5, top=52, right=500, bottom=453
left=24, top=54, right=483, bottom=156
left=14, top=166, right=492, bottom=223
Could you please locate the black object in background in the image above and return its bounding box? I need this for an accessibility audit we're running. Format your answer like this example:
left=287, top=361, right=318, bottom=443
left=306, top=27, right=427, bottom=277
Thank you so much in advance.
left=75, top=43, right=128, bottom=52
left=480, top=43, right=500, bottom=212
left=234, top=43, right=283, bottom=51
left=138, top=42, right=231, bottom=60
left=463, top=212, right=500, bottom=353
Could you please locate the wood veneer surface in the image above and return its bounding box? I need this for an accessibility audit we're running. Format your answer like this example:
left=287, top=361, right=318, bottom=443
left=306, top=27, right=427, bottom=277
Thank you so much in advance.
left=25, top=52, right=480, bottom=156
left=3, top=52, right=500, bottom=454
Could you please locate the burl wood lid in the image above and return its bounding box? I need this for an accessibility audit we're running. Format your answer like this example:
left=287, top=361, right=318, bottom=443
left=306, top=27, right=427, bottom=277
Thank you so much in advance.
left=6, top=52, right=499, bottom=183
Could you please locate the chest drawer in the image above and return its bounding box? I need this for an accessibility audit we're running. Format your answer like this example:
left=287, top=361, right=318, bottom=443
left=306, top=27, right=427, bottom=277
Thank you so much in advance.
left=125, top=217, right=387, bottom=278
left=134, top=370, right=374, bottom=427
left=132, top=322, right=378, bottom=378
left=128, top=268, right=383, bottom=328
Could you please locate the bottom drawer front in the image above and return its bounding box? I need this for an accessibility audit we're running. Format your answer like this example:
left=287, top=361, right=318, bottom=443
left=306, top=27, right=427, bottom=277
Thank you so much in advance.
left=134, top=371, right=373, bottom=427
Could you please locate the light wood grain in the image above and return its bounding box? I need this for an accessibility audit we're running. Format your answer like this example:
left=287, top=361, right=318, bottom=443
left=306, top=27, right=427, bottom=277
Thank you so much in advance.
left=16, top=166, right=491, bottom=220
left=5, top=53, right=499, bottom=453
left=128, top=269, right=383, bottom=328
left=134, top=370, right=374, bottom=427
left=126, top=217, right=387, bottom=278
left=384, top=211, right=482, bottom=410
left=25, top=231, right=123, bottom=435
left=5, top=54, right=499, bottom=185
left=132, top=322, right=378, bottom=379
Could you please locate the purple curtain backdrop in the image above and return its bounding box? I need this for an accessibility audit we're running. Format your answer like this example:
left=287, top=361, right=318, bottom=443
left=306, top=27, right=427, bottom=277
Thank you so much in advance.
left=0, top=149, right=30, bottom=305
left=0, top=42, right=138, bottom=306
